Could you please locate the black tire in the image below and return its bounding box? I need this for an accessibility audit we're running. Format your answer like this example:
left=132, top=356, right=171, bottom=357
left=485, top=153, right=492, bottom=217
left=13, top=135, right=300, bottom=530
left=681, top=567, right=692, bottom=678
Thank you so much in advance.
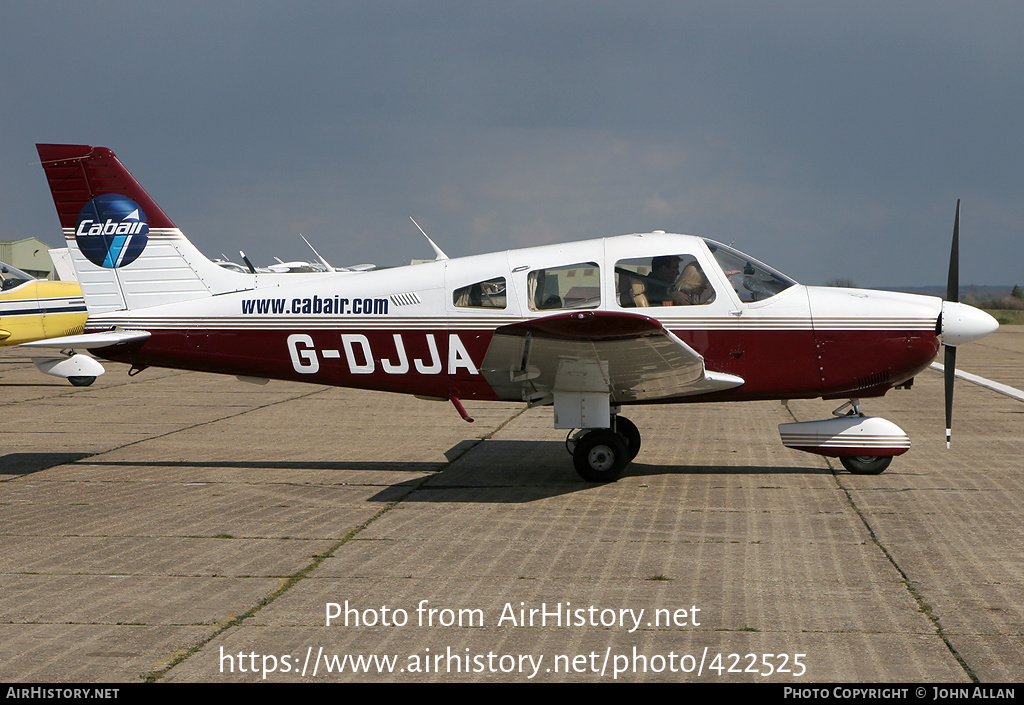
left=614, top=416, right=642, bottom=460
left=565, top=429, right=586, bottom=456
left=68, top=376, right=96, bottom=387
left=840, top=455, right=892, bottom=475
left=573, top=430, right=630, bottom=482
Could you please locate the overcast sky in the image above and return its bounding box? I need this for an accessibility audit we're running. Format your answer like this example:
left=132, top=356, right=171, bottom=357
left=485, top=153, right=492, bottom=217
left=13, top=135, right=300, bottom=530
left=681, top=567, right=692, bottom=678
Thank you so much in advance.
left=1, top=1, right=1020, bottom=287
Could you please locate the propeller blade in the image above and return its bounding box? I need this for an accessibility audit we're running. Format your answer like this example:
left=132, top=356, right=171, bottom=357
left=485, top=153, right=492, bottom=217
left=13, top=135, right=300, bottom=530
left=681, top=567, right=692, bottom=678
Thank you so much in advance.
left=947, top=199, right=960, bottom=303
left=943, top=199, right=960, bottom=448
left=944, top=344, right=956, bottom=449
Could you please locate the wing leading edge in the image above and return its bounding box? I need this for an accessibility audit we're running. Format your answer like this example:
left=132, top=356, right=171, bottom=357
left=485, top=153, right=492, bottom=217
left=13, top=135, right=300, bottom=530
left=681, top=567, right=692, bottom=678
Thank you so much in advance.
left=480, top=311, right=744, bottom=411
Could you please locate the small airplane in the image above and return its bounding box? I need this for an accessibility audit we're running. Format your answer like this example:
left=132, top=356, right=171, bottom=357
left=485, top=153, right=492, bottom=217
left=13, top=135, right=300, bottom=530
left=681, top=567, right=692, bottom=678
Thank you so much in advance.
left=26, top=143, right=998, bottom=480
left=0, top=259, right=105, bottom=385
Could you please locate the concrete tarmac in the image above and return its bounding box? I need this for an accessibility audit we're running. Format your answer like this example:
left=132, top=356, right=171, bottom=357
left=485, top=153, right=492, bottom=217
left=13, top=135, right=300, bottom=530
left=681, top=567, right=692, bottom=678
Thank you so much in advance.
left=0, top=327, right=1021, bottom=683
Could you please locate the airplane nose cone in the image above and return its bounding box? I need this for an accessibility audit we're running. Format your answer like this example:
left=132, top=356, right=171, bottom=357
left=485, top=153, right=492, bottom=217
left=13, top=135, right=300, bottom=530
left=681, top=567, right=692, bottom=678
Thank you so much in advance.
left=941, top=301, right=999, bottom=346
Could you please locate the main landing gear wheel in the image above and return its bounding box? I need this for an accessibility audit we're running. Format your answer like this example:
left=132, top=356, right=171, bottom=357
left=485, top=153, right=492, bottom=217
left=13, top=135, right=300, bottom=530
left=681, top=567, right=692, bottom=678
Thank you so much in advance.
left=614, top=416, right=641, bottom=460
left=68, top=376, right=96, bottom=387
left=565, top=417, right=642, bottom=460
left=840, top=455, right=892, bottom=475
left=573, top=430, right=630, bottom=483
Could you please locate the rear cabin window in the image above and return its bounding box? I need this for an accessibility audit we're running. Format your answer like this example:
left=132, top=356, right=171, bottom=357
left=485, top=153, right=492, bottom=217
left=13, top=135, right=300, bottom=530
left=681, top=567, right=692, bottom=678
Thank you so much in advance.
left=615, top=255, right=715, bottom=308
left=528, top=263, right=600, bottom=311
left=453, top=276, right=507, bottom=309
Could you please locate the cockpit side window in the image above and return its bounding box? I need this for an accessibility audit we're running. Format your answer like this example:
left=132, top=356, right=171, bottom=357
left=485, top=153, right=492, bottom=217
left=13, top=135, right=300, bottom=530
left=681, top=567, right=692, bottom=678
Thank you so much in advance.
left=528, top=262, right=600, bottom=311
left=703, top=240, right=796, bottom=303
left=0, top=263, right=34, bottom=291
left=615, top=255, right=715, bottom=308
left=453, top=276, right=507, bottom=309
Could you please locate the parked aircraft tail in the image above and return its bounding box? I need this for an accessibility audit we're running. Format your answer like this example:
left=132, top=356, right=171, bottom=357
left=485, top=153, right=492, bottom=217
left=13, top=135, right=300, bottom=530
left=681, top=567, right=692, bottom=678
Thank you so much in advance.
left=36, top=144, right=254, bottom=313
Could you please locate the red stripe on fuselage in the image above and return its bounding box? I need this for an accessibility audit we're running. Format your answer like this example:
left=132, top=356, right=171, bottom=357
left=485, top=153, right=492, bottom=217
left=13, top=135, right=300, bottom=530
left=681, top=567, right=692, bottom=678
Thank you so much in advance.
left=91, top=328, right=502, bottom=401
left=87, top=325, right=940, bottom=404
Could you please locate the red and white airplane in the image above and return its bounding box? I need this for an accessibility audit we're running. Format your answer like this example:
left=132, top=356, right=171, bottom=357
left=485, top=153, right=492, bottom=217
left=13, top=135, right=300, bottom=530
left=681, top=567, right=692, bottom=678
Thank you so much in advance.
left=27, top=143, right=998, bottom=481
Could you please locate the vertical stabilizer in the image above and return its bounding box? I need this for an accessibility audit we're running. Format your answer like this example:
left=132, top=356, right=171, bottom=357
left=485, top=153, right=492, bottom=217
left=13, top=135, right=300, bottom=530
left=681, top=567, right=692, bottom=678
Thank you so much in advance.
left=36, top=144, right=254, bottom=313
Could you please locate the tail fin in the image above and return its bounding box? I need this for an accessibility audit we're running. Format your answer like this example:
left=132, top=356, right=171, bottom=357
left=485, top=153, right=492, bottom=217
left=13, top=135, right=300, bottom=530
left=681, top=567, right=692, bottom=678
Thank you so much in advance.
left=36, top=144, right=252, bottom=313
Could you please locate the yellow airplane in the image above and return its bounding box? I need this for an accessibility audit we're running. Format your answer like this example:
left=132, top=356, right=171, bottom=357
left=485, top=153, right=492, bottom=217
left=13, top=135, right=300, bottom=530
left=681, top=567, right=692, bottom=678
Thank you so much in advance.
left=0, top=262, right=104, bottom=385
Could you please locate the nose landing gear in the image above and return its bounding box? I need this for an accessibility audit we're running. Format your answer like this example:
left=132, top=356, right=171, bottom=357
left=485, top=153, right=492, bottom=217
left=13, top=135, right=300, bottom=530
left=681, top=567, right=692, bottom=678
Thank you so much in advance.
left=779, top=399, right=910, bottom=474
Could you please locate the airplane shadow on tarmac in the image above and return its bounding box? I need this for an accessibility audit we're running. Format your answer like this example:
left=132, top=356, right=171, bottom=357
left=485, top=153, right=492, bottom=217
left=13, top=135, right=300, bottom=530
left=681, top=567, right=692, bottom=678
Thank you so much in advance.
left=368, top=439, right=833, bottom=503
left=1, top=438, right=830, bottom=505
left=0, top=453, right=445, bottom=479
left=0, top=452, right=93, bottom=476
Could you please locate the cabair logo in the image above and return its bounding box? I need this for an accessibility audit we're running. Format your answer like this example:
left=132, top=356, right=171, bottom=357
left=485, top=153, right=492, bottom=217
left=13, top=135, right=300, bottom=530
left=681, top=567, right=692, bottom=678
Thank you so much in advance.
left=75, top=194, right=150, bottom=268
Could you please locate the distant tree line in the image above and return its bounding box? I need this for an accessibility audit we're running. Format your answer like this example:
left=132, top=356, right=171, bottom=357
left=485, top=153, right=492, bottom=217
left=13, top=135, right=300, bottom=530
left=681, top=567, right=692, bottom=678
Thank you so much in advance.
left=965, top=285, right=1024, bottom=310
left=824, top=278, right=856, bottom=288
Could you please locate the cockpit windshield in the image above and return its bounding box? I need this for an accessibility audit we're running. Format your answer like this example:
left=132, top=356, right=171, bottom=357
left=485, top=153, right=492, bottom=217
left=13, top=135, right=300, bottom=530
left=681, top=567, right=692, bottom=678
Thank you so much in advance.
left=0, top=262, right=35, bottom=291
left=703, top=239, right=796, bottom=303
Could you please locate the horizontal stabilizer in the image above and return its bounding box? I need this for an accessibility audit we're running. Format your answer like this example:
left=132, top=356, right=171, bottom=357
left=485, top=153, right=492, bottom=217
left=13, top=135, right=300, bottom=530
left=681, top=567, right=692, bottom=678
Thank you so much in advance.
left=20, top=330, right=151, bottom=349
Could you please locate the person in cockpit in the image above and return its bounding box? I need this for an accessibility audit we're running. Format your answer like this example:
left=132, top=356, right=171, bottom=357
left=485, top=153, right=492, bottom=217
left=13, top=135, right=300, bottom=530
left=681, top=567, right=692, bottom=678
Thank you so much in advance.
left=674, top=262, right=713, bottom=304
left=646, top=255, right=713, bottom=306
left=645, top=255, right=682, bottom=305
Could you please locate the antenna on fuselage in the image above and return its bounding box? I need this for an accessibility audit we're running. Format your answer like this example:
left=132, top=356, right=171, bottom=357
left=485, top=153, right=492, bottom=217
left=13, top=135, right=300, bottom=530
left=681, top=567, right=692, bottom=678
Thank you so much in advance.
left=300, top=234, right=337, bottom=272
left=410, top=217, right=449, bottom=261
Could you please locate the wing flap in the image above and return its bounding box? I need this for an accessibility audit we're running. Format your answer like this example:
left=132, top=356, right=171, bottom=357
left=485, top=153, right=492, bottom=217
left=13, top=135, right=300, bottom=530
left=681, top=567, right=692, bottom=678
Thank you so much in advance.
left=481, top=311, right=743, bottom=403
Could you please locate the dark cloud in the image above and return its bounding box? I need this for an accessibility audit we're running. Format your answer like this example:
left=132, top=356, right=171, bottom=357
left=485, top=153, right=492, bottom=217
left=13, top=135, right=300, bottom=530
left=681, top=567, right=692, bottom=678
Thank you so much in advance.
left=1, top=1, right=1020, bottom=286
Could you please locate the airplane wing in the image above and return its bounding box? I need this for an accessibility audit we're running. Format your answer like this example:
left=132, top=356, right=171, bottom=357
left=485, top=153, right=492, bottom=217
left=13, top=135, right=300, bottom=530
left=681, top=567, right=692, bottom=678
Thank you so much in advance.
left=480, top=311, right=744, bottom=405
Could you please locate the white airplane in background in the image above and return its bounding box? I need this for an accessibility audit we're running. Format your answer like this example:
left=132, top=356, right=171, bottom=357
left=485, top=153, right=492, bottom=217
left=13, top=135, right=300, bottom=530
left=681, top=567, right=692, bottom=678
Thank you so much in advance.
left=25, top=143, right=998, bottom=481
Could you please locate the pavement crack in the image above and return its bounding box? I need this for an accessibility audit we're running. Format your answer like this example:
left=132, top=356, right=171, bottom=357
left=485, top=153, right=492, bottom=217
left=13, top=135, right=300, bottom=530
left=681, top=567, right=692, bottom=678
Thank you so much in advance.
left=784, top=399, right=979, bottom=683
left=140, top=490, right=411, bottom=682
left=2, top=386, right=336, bottom=482
left=141, top=401, right=523, bottom=682
left=831, top=472, right=979, bottom=683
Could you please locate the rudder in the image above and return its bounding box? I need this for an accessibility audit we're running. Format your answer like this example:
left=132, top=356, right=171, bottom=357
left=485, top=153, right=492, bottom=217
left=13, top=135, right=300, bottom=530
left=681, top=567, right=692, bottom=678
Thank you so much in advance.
left=36, top=144, right=251, bottom=313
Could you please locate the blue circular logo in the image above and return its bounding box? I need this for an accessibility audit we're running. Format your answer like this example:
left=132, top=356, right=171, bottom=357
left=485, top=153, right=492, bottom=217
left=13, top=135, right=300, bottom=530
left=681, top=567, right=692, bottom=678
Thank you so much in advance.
left=75, top=194, right=150, bottom=268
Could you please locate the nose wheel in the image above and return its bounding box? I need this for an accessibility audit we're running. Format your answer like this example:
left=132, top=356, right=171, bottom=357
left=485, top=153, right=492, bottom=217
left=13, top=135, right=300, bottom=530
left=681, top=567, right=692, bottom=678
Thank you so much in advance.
left=839, top=455, right=892, bottom=475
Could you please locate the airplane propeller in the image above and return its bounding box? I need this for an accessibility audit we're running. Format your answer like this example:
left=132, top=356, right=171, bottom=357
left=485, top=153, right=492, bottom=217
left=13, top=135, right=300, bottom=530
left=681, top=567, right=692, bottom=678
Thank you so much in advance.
left=937, top=200, right=999, bottom=448
left=943, top=200, right=960, bottom=449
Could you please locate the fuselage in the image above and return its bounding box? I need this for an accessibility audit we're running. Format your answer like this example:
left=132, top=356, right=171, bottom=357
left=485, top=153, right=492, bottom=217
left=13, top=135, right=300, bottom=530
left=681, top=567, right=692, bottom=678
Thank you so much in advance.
left=83, top=232, right=943, bottom=404
left=0, top=279, right=88, bottom=346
